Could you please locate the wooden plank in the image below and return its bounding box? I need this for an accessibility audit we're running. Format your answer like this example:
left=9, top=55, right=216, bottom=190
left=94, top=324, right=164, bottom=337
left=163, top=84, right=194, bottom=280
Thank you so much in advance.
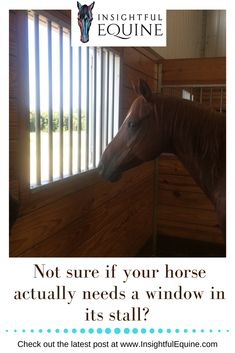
left=157, top=205, right=220, bottom=227
left=9, top=11, right=19, bottom=198
left=10, top=161, right=155, bottom=256
left=161, top=86, right=226, bottom=113
left=70, top=184, right=154, bottom=257
left=159, top=154, right=190, bottom=176
left=20, top=177, right=154, bottom=257
left=157, top=219, right=224, bottom=245
left=9, top=98, right=19, bottom=138
left=9, top=55, right=17, bottom=98
left=9, top=180, right=19, bottom=200
left=9, top=140, right=19, bottom=183
left=136, top=47, right=163, bottom=62
left=159, top=174, right=200, bottom=193
left=123, top=47, right=158, bottom=78
left=158, top=189, right=215, bottom=211
left=122, top=65, right=158, bottom=91
left=162, top=57, right=226, bottom=85
left=14, top=11, right=30, bottom=205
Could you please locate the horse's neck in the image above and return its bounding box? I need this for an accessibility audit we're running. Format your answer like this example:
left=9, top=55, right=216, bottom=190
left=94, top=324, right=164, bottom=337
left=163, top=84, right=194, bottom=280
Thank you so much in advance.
left=159, top=96, right=225, bottom=202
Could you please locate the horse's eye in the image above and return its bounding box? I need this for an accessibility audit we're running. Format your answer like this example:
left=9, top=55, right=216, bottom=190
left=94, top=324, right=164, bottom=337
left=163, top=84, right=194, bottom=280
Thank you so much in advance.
left=128, top=121, right=138, bottom=128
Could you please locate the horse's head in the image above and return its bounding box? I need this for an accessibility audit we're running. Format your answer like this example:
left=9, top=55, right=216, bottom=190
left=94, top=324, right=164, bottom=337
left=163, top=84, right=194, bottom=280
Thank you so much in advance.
left=77, top=2, right=95, bottom=43
left=98, top=80, right=163, bottom=182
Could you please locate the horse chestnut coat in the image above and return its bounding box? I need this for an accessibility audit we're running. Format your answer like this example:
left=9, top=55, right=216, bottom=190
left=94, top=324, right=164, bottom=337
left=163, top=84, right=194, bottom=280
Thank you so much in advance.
left=98, top=80, right=226, bottom=235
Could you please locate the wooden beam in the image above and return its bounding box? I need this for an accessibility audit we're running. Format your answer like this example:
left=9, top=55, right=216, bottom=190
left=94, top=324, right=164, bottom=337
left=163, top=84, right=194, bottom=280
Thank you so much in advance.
left=162, top=57, right=226, bottom=85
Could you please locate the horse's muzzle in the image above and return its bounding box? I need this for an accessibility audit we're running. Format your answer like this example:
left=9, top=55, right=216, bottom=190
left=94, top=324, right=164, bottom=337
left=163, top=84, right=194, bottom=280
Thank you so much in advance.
left=97, top=161, right=121, bottom=182
left=97, top=161, right=105, bottom=175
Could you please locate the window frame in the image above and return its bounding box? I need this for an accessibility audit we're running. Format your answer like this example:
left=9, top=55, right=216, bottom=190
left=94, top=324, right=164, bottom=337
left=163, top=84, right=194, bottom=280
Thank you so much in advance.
left=13, top=10, right=123, bottom=215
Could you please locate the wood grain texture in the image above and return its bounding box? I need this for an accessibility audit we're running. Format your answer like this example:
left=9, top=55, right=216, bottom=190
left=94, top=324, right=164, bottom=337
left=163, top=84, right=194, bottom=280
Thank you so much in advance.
left=10, top=161, right=155, bottom=256
left=10, top=35, right=159, bottom=256
left=9, top=11, right=225, bottom=256
left=122, top=65, right=158, bottom=91
left=123, top=47, right=158, bottom=79
left=159, top=154, right=190, bottom=176
left=157, top=154, right=224, bottom=243
left=19, top=174, right=154, bottom=257
left=157, top=219, right=223, bottom=244
left=158, top=189, right=215, bottom=211
left=9, top=11, right=20, bottom=199
left=157, top=57, right=225, bottom=245
left=162, top=57, right=226, bottom=85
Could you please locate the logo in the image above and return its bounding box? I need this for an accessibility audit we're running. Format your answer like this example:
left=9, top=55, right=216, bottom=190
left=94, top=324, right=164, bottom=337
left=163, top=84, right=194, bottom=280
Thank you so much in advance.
left=77, top=1, right=95, bottom=43
left=72, top=1, right=166, bottom=47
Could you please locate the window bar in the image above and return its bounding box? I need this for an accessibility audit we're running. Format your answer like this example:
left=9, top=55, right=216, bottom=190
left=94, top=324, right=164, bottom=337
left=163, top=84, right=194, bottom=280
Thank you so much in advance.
left=220, top=88, right=223, bottom=112
left=99, top=48, right=104, bottom=157
left=111, top=52, right=115, bottom=139
left=69, top=33, right=73, bottom=175
left=210, top=87, right=213, bottom=106
left=181, top=88, right=184, bottom=99
left=93, top=47, right=97, bottom=167
left=77, top=47, right=82, bottom=173
left=86, top=47, right=90, bottom=170
left=105, top=50, right=110, bottom=146
left=47, top=19, right=53, bottom=182
left=199, top=87, right=203, bottom=104
left=34, top=14, right=41, bottom=186
left=114, top=54, right=120, bottom=134
left=59, top=26, right=64, bottom=178
left=190, top=87, right=193, bottom=101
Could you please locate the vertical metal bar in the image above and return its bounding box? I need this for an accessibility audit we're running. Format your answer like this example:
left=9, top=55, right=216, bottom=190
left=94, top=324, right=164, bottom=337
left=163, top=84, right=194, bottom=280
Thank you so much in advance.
left=105, top=50, right=110, bottom=146
left=86, top=47, right=90, bottom=170
left=220, top=88, right=223, bottom=112
left=199, top=87, right=203, bottom=104
left=78, top=47, right=82, bottom=173
left=99, top=48, right=104, bottom=157
left=111, top=52, right=115, bottom=139
left=47, top=19, right=53, bottom=182
left=210, top=87, right=213, bottom=106
left=59, top=26, right=63, bottom=178
left=34, top=14, right=41, bottom=186
left=69, top=32, right=73, bottom=175
left=93, top=48, right=97, bottom=167
left=114, top=54, right=120, bottom=134
left=190, top=87, right=193, bottom=101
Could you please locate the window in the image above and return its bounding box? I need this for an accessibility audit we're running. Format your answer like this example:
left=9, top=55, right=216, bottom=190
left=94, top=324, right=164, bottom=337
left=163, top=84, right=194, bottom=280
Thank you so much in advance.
left=28, top=12, right=120, bottom=188
left=161, top=85, right=226, bottom=112
left=182, top=88, right=193, bottom=101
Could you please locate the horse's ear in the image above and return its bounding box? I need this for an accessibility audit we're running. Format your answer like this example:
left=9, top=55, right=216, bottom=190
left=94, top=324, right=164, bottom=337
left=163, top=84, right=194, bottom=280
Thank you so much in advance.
left=77, top=2, right=82, bottom=10
left=131, top=81, right=138, bottom=96
left=89, top=1, right=95, bottom=10
left=138, top=79, right=152, bottom=101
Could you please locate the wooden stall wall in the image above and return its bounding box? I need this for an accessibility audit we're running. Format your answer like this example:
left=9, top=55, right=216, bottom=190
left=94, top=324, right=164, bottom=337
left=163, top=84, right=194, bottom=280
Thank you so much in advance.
left=9, top=11, right=160, bottom=256
left=157, top=58, right=225, bottom=246
left=9, top=11, right=20, bottom=202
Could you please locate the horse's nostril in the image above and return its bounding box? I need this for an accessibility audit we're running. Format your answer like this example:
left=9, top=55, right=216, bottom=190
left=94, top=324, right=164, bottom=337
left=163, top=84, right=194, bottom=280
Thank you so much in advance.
left=98, top=161, right=104, bottom=175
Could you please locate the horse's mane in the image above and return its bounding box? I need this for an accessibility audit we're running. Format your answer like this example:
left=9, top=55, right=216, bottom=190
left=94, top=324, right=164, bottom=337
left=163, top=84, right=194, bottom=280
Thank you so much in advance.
left=153, top=94, right=226, bottom=194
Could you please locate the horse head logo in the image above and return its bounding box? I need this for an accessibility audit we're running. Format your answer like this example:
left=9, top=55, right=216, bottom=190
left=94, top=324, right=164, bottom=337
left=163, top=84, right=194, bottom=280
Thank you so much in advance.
left=77, top=1, right=95, bottom=43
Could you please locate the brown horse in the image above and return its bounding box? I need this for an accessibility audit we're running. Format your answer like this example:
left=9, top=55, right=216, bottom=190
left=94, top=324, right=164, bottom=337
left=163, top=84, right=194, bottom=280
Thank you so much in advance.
left=98, top=80, right=226, bottom=235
